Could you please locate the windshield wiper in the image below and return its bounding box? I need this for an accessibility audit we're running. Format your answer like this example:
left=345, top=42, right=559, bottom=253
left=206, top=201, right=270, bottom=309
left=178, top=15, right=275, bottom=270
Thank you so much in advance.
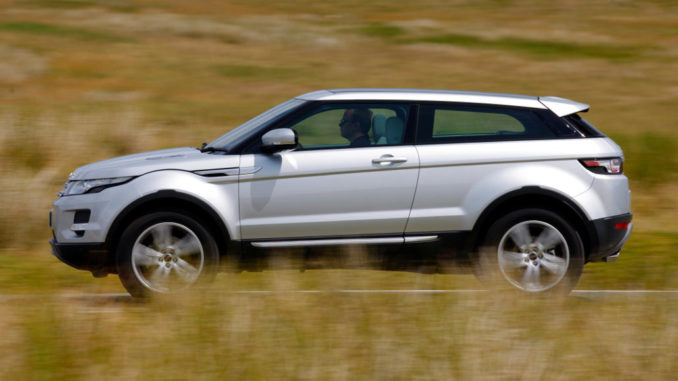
left=199, top=142, right=229, bottom=153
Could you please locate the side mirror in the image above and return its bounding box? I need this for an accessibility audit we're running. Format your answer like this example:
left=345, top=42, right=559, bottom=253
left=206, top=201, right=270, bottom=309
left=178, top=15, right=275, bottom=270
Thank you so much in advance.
left=261, top=128, right=298, bottom=153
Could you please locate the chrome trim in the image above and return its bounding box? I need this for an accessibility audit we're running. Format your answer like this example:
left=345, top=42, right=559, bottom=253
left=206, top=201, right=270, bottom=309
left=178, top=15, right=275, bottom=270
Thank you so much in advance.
left=404, top=235, right=439, bottom=243
left=603, top=252, right=619, bottom=263
left=70, top=223, right=89, bottom=231
left=251, top=235, right=439, bottom=248
left=252, top=237, right=404, bottom=248
left=194, top=168, right=239, bottom=177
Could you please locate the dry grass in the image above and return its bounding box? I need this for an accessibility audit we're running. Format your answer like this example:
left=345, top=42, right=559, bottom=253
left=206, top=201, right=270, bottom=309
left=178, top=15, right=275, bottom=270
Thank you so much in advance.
left=0, top=0, right=677, bottom=378
left=0, top=0, right=676, bottom=250
left=2, top=289, right=678, bottom=380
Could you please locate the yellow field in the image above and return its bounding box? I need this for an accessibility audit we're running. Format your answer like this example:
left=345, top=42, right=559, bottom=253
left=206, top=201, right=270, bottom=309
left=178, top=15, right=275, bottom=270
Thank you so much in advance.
left=1, top=0, right=677, bottom=379
left=2, top=289, right=678, bottom=380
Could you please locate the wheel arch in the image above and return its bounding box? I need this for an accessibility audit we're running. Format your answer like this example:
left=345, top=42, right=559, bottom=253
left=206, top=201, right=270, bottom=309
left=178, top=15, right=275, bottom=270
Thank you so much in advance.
left=106, top=190, right=235, bottom=263
left=470, top=186, right=596, bottom=260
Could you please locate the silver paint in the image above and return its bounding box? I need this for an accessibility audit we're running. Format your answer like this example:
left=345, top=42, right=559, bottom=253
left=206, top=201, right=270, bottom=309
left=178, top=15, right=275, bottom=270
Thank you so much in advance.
left=50, top=89, right=630, bottom=284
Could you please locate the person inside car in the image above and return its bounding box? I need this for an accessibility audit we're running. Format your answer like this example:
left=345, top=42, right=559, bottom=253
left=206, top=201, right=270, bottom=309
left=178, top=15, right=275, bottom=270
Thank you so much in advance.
left=339, top=108, right=372, bottom=147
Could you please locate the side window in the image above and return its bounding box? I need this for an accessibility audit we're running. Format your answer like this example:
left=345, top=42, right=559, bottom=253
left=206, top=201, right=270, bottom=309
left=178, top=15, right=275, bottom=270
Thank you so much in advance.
left=433, top=109, right=525, bottom=137
left=282, top=104, right=409, bottom=150
left=419, top=104, right=555, bottom=143
left=292, top=109, right=347, bottom=147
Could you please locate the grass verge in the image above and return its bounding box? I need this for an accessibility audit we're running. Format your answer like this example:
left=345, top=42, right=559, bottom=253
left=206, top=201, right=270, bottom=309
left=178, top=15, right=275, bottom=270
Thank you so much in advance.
left=2, top=288, right=678, bottom=380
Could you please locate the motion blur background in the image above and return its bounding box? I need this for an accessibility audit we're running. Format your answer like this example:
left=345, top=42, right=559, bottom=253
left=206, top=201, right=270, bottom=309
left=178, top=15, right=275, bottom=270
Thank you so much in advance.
left=1, top=0, right=677, bottom=379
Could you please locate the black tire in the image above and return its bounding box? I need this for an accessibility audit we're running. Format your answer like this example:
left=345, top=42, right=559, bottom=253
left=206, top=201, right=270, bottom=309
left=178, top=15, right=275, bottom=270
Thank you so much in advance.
left=473, top=208, right=584, bottom=294
left=116, top=211, right=219, bottom=297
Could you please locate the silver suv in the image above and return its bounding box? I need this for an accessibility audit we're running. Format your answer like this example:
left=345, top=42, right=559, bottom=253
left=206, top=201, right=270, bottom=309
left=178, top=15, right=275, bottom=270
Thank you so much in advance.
left=50, top=89, right=632, bottom=296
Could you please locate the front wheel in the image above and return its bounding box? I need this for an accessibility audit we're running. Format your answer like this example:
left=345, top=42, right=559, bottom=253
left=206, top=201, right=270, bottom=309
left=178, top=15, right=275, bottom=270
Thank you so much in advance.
left=116, top=211, right=219, bottom=297
left=474, top=209, right=584, bottom=294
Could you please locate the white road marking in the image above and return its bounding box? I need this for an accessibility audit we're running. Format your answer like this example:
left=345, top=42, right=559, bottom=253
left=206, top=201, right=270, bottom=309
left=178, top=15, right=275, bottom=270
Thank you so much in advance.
left=573, top=290, right=678, bottom=294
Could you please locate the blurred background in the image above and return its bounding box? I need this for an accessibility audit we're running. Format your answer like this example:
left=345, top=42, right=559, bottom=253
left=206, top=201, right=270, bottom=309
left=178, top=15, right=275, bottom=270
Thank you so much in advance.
left=1, top=0, right=677, bottom=379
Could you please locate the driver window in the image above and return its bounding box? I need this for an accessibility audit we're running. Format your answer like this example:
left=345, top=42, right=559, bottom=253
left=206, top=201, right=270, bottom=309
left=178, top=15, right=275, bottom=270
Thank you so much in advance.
left=285, top=104, right=408, bottom=150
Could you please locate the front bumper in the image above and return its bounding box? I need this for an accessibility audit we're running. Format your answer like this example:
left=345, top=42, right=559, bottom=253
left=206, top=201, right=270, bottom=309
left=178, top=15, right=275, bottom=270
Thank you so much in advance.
left=588, top=212, right=633, bottom=262
left=49, top=239, right=113, bottom=276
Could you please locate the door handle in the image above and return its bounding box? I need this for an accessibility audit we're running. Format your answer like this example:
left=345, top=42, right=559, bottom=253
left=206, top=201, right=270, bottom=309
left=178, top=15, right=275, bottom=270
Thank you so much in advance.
left=372, top=155, right=407, bottom=165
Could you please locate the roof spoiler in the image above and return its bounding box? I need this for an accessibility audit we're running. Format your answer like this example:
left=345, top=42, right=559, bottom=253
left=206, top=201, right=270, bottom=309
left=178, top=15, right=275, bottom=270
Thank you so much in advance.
left=539, top=96, right=590, bottom=117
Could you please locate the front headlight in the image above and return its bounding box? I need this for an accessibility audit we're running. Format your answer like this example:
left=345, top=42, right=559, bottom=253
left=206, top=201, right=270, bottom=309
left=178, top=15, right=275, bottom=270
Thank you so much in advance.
left=59, top=177, right=133, bottom=197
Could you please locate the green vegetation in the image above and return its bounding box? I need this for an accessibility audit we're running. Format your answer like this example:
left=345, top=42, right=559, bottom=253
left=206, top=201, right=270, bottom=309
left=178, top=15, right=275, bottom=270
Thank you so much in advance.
left=19, top=0, right=142, bottom=12
left=612, top=132, right=678, bottom=186
left=580, top=232, right=678, bottom=289
left=356, top=23, right=405, bottom=38
left=400, top=33, right=643, bottom=61
left=352, top=22, right=644, bottom=62
left=0, top=21, right=133, bottom=42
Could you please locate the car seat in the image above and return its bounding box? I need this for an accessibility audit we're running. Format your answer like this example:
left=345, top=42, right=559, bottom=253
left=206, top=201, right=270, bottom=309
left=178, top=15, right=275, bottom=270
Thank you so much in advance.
left=385, top=116, right=404, bottom=144
left=372, top=114, right=387, bottom=145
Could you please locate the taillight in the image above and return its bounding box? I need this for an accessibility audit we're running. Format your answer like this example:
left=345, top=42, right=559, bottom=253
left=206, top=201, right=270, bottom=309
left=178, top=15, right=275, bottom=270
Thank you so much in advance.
left=580, top=157, right=623, bottom=174
left=615, top=222, right=629, bottom=230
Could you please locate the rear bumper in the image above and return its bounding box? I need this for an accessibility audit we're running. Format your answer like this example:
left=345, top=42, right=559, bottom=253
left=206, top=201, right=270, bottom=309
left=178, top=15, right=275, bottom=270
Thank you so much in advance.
left=49, top=239, right=113, bottom=276
left=588, top=212, right=633, bottom=261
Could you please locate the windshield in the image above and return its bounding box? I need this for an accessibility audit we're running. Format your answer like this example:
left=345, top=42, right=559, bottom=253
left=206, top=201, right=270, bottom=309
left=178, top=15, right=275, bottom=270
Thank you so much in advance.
left=208, top=98, right=306, bottom=151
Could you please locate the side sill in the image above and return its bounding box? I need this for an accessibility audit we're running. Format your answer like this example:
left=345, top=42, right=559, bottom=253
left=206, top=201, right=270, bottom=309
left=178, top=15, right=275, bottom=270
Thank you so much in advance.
left=252, top=235, right=438, bottom=248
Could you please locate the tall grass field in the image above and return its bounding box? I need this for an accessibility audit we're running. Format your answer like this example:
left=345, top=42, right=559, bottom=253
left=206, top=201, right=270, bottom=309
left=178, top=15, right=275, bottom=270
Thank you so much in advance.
left=1, top=0, right=677, bottom=379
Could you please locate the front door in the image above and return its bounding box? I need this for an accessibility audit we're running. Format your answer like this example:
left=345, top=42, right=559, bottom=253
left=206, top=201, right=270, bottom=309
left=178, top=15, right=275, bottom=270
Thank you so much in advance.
left=238, top=102, right=419, bottom=240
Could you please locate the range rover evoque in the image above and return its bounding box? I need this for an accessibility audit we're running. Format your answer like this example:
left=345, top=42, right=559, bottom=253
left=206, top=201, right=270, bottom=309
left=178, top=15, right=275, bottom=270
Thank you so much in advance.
left=50, top=89, right=632, bottom=296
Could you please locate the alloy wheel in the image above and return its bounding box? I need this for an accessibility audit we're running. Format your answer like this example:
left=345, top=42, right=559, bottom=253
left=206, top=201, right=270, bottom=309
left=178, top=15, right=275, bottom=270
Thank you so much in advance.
left=131, top=222, right=205, bottom=293
left=497, top=220, right=570, bottom=292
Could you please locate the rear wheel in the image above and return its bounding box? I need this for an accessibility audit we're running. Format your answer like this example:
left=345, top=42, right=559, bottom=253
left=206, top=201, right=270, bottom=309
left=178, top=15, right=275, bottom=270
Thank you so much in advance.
left=474, top=208, right=584, bottom=294
left=116, top=211, right=219, bottom=297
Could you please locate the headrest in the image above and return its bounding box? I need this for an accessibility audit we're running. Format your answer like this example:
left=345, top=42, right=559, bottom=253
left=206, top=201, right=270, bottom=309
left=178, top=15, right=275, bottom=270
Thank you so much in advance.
left=372, top=114, right=387, bottom=140
left=385, top=117, right=404, bottom=144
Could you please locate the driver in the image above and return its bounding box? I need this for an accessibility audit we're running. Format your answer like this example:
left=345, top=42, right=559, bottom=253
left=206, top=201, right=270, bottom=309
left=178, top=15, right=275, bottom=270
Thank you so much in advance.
left=339, top=108, right=372, bottom=147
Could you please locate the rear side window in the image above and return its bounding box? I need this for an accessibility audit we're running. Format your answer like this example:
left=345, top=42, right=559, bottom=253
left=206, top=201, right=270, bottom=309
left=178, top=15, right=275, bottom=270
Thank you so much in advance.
left=418, top=104, right=556, bottom=143
left=432, top=109, right=526, bottom=137
left=560, top=114, right=606, bottom=137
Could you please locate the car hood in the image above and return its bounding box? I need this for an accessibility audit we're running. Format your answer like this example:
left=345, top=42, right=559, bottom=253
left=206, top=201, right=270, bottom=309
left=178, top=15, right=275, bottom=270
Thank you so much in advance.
left=68, top=147, right=239, bottom=180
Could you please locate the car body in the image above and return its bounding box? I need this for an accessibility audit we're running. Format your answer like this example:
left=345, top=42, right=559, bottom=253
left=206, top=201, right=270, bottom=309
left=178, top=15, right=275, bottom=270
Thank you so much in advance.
left=50, top=88, right=632, bottom=296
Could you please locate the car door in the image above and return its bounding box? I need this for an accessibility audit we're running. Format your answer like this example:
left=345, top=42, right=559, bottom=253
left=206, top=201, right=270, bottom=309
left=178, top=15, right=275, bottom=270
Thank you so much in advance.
left=238, top=102, right=419, bottom=240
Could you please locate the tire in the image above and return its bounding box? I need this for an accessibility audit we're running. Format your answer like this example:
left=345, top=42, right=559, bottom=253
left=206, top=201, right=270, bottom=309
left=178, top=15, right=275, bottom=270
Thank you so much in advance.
left=116, top=211, right=219, bottom=297
left=474, top=208, right=584, bottom=294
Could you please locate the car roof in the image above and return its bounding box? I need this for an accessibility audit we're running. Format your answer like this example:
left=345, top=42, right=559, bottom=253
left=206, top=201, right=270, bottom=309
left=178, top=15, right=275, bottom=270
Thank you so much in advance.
left=295, top=88, right=589, bottom=116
